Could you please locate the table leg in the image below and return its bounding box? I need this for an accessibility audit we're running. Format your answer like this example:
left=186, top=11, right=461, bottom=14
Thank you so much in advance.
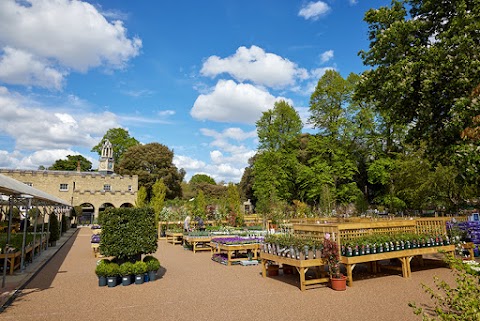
left=298, top=267, right=306, bottom=291
left=346, top=263, right=355, bottom=287
left=261, top=259, right=267, bottom=278
left=227, top=250, right=232, bottom=266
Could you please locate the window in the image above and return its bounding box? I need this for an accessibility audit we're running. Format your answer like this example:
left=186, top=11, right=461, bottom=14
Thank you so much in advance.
left=128, top=185, right=132, bottom=192
left=103, top=184, right=111, bottom=191
left=59, top=183, right=68, bottom=191
left=24, top=182, right=33, bottom=187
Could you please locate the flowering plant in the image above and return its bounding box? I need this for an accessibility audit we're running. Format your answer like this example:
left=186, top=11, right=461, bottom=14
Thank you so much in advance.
left=321, top=233, right=341, bottom=278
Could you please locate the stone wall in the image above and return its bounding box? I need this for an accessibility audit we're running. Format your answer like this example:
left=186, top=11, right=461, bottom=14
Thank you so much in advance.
left=0, top=169, right=138, bottom=218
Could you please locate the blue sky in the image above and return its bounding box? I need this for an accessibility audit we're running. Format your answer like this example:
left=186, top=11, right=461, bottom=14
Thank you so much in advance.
left=0, top=0, right=390, bottom=183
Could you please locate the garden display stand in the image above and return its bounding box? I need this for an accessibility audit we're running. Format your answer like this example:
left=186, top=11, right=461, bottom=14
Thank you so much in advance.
left=260, top=252, right=328, bottom=291
left=210, top=242, right=260, bottom=266
left=165, top=231, right=183, bottom=245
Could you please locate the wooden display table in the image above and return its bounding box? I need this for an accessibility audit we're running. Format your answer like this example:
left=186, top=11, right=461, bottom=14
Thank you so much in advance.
left=183, top=235, right=213, bottom=253
left=260, top=252, right=328, bottom=291
left=166, top=231, right=184, bottom=245
left=210, top=242, right=260, bottom=266
left=0, top=251, right=22, bottom=275
left=341, top=244, right=455, bottom=286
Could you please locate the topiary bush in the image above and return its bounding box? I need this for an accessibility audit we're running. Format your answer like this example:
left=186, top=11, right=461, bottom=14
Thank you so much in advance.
left=95, top=260, right=110, bottom=277
left=99, top=207, right=158, bottom=262
left=132, top=261, right=147, bottom=275
left=49, top=213, right=60, bottom=244
left=119, top=262, right=134, bottom=276
left=143, top=255, right=160, bottom=271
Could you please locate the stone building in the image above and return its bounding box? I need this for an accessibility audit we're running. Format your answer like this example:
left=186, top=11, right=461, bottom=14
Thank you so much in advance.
left=0, top=140, right=138, bottom=222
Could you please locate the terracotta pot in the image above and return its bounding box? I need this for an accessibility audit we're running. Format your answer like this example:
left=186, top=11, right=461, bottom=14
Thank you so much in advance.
left=267, top=264, right=279, bottom=276
left=330, top=275, right=347, bottom=291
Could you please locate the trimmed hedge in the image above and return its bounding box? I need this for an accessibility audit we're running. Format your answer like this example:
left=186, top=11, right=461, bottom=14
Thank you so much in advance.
left=99, top=207, right=158, bottom=261
left=49, top=213, right=60, bottom=243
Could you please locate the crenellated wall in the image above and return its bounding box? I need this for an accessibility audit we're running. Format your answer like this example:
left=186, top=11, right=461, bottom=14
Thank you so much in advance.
left=0, top=169, right=138, bottom=218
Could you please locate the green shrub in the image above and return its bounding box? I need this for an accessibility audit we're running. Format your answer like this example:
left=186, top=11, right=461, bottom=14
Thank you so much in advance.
left=61, top=214, right=68, bottom=233
left=95, top=260, right=110, bottom=277
left=48, top=213, right=60, bottom=243
left=99, top=208, right=158, bottom=261
left=409, top=254, right=480, bottom=320
left=105, top=263, right=120, bottom=277
left=144, top=256, right=160, bottom=271
left=119, top=262, right=134, bottom=276
left=132, top=261, right=147, bottom=275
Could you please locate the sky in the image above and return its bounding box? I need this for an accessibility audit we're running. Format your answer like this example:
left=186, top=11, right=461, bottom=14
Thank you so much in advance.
left=0, top=0, right=391, bottom=183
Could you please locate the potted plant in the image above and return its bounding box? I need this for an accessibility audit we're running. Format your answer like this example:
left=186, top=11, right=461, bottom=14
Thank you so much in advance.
left=95, top=259, right=109, bottom=287
left=143, top=255, right=160, bottom=281
left=119, top=261, right=134, bottom=286
left=106, top=262, right=120, bottom=287
left=321, top=233, right=346, bottom=291
left=133, top=261, right=147, bottom=285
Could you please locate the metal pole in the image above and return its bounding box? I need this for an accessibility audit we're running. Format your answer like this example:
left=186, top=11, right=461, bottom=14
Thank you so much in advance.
left=39, top=206, right=45, bottom=255
left=2, top=196, right=14, bottom=288
left=20, top=197, right=32, bottom=272
left=46, top=209, right=51, bottom=250
left=32, top=206, right=39, bottom=258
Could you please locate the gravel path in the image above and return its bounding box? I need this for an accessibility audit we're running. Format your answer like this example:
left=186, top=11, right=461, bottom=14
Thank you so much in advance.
left=0, top=227, right=456, bottom=321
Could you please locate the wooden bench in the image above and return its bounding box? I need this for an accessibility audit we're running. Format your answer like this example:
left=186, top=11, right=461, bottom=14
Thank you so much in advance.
left=165, top=231, right=183, bottom=245
left=260, top=252, right=328, bottom=291
left=210, top=242, right=260, bottom=266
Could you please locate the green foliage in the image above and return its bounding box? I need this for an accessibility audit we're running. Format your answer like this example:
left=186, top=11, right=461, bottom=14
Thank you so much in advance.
left=136, top=186, right=148, bottom=208
left=190, top=174, right=216, bottom=186
left=226, top=183, right=242, bottom=225
left=49, top=154, right=92, bottom=171
left=49, top=213, right=60, bottom=243
left=0, top=233, right=34, bottom=252
left=256, top=100, right=303, bottom=151
left=119, top=261, right=134, bottom=276
left=95, top=260, right=110, bottom=277
left=132, top=261, right=147, bottom=275
left=105, top=262, right=120, bottom=277
left=91, top=128, right=140, bottom=164
left=61, top=214, right=68, bottom=233
left=409, top=255, right=480, bottom=320
left=117, top=142, right=184, bottom=200
left=99, top=207, right=158, bottom=261
left=150, top=179, right=167, bottom=225
left=192, top=189, right=207, bottom=219
left=143, top=255, right=160, bottom=271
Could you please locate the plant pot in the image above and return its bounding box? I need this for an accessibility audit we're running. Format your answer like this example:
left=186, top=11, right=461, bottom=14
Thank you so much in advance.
left=148, top=270, right=156, bottom=281
left=98, top=276, right=107, bottom=287
left=135, top=274, right=144, bottom=285
left=330, top=275, right=347, bottom=291
left=107, top=276, right=117, bottom=287
left=283, top=264, right=293, bottom=275
left=267, top=264, right=279, bottom=276
left=122, top=275, right=132, bottom=286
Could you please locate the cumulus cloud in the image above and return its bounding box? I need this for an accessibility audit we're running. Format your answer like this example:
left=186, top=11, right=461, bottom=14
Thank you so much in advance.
left=0, top=0, right=141, bottom=88
left=0, top=86, right=120, bottom=151
left=298, top=1, right=331, bottom=20
left=349, top=0, right=358, bottom=5
left=201, top=45, right=308, bottom=89
left=0, top=148, right=94, bottom=170
left=320, top=50, right=334, bottom=63
left=191, top=80, right=290, bottom=124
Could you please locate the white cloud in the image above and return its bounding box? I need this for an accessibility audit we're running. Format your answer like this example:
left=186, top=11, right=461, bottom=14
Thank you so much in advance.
left=0, top=148, right=94, bottom=170
left=349, top=0, right=358, bottom=5
left=320, top=50, right=334, bottom=63
left=0, top=47, right=66, bottom=90
left=201, top=45, right=308, bottom=89
left=0, top=87, right=120, bottom=151
left=298, top=1, right=331, bottom=21
left=0, top=0, right=141, bottom=88
left=191, top=80, right=290, bottom=124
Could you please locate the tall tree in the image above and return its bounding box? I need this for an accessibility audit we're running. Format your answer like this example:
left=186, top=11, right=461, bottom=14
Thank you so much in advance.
left=49, top=155, right=92, bottom=171
left=357, top=0, right=480, bottom=164
left=256, top=100, right=303, bottom=151
left=150, top=179, right=167, bottom=226
left=136, top=186, right=148, bottom=208
left=117, top=142, right=184, bottom=200
left=91, top=128, right=140, bottom=164
left=189, top=174, right=216, bottom=186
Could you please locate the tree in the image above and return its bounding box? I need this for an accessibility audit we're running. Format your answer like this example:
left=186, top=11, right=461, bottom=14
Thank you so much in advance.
left=256, top=100, right=303, bottom=151
left=357, top=0, right=480, bottom=165
left=226, top=183, right=241, bottom=226
left=91, top=128, right=140, bottom=164
left=49, top=155, right=92, bottom=171
left=150, top=179, right=167, bottom=226
left=136, top=186, right=148, bottom=208
left=192, top=189, right=207, bottom=219
left=117, top=142, right=184, bottom=200
left=189, top=174, right=216, bottom=186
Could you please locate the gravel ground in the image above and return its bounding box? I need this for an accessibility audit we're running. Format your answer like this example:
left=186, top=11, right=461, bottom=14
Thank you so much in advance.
left=0, top=227, right=458, bottom=321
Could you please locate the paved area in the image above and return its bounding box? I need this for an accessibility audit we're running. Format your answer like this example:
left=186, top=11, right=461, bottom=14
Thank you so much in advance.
left=0, top=227, right=464, bottom=321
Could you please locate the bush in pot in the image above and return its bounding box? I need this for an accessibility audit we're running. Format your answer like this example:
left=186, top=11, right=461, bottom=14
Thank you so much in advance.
left=321, top=233, right=346, bottom=291
left=119, top=262, right=134, bottom=286
left=132, top=261, right=147, bottom=285
left=143, top=255, right=160, bottom=281
left=106, top=262, right=120, bottom=288
left=95, top=259, right=110, bottom=287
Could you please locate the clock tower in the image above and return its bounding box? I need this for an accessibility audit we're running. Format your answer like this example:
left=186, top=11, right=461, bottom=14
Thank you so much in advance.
left=98, top=139, right=114, bottom=174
